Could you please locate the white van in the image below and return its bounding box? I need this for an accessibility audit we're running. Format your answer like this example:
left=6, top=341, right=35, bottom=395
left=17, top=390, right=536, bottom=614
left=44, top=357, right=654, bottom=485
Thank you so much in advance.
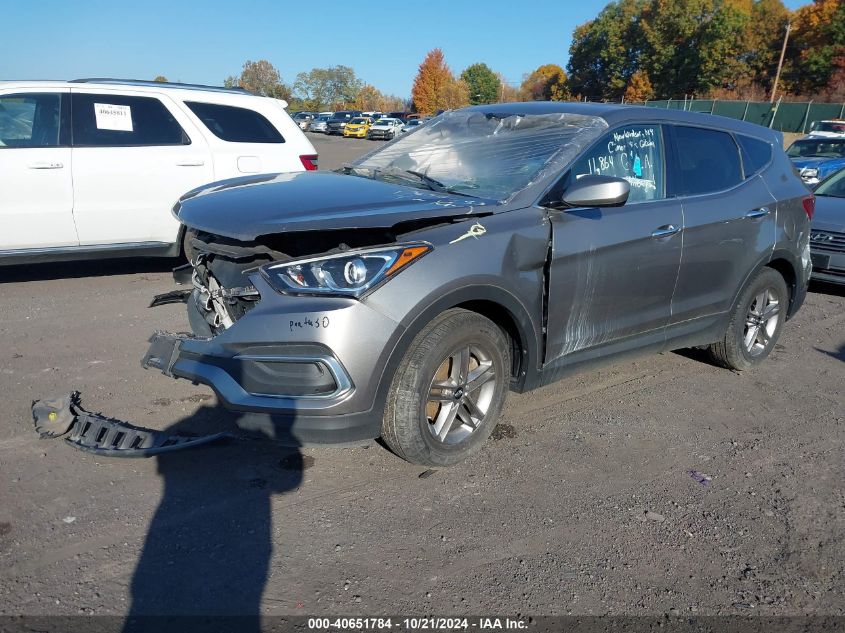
left=0, top=79, right=318, bottom=264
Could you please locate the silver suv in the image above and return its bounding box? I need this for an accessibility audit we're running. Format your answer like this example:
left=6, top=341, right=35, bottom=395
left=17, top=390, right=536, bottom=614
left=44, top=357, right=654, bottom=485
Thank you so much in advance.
left=142, top=103, right=813, bottom=466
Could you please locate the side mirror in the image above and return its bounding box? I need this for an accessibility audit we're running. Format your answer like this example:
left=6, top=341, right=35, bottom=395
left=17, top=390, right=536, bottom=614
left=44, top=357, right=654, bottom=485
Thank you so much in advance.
left=561, top=175, right=630, bottom=208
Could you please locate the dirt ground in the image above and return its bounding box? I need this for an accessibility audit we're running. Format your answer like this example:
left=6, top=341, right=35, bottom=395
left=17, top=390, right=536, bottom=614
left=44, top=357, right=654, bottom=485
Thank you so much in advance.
left=0, top=134, right=843, bottom=621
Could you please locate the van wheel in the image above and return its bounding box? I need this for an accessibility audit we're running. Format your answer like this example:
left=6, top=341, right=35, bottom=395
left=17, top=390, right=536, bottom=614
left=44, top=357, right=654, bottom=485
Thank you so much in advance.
left=381, top=309, right=510, bottom=466
left=707, top=267, right=788, bottom=371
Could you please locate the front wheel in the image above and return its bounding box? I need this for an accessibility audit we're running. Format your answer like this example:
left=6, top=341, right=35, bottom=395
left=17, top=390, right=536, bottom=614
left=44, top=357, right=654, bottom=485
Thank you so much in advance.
left=381, top=309, right=510, bottom=466
left=707, top=267, right=788, bottom=370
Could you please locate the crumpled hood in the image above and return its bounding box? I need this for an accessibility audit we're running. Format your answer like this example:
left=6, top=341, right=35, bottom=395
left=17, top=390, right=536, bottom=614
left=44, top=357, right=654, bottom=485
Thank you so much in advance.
left=174, top=171, right=492, bottom=241
left=811, top=195, right=845, bottom=232
left=791, top=157, right=828, bottom=170
left=791, top=157, right=845, bottom=178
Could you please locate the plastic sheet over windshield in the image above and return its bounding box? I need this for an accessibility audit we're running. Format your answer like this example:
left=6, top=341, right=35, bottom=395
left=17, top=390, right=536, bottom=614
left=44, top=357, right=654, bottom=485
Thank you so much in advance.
left=352, top=110, right=608, bottom=202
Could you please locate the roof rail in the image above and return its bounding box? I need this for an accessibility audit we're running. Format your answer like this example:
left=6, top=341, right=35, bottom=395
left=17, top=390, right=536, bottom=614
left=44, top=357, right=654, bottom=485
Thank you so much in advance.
left=69, top=78, right=253, bottom=95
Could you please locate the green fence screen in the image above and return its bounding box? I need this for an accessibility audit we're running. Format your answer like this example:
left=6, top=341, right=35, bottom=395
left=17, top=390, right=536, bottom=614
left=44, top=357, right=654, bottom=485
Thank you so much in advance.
left=640, top=99, right=845, bottom=133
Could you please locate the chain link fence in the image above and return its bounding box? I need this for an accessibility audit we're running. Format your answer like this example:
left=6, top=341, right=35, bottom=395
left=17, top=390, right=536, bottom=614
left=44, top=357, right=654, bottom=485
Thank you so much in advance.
left=639, top=99, right=845, bottom=133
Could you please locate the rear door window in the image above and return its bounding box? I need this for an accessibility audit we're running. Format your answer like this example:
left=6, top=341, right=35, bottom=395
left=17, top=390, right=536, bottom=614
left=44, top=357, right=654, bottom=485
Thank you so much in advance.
left=570, top=124, right=665, bottom=203
left=736, top=135, right=772, bottom=178
left=185, top=102, right=284, bottom=143
left=72, top=93, right=189, bottom=146
left=672, top=126, right=743, bottom=195
left=0, top=93, right=65, bottom=148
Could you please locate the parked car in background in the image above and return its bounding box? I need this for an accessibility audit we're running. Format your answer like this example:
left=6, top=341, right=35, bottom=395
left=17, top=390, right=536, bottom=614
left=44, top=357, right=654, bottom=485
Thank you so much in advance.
left=0, top=79, right=317, bottom=265
left=387, top=111, right=408, bottom=122
left=786, top=137, right=845, bottom=186
left=342, top=117, right=373, bottom=138
left=293, top=111, right=316, bottom=130
left=367, top=117, right=403, bottom=140
left=309, top=114, right=332, bottom=133
left=807, top=120, right=845, bottom=139
left=326, top=110, right=363, bottom=135
left=145, top=103, right=810, bottom=466
left=362, top=111, right=383, bottom=121
left=808, top=168, right=845, bottom=284
left=400, top=118, right=425, bottom=133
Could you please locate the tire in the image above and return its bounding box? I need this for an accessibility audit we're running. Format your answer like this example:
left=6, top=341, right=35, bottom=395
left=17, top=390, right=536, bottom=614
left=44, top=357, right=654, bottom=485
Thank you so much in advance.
left=707, top=267, right=789, bottom=371
left=381, top=308, right=510, bottom=466
left=182, top=228, right=197, bottom=263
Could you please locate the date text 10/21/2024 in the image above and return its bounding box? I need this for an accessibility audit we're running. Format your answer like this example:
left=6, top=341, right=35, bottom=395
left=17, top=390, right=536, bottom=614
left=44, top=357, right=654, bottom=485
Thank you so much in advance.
left=307, top=617, right=528, bottom=630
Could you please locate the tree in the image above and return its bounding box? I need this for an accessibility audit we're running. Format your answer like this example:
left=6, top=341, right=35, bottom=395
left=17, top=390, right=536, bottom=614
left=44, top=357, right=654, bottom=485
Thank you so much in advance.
left=783, top=0, right=845, bottom=95
left=225, top=60, right=291, bottom=100
left=153, top=75, right=168, bottom=83
left=293, top=66, right=363, bottom=110
left=520, top=64, right=570, bottom=101
left=624, top=70, right=655, bottom=101
left=460, top=63, right=501, bottom=104
left=567, top=0, right=644, bottom=100
left=411, top=48, right=468, bottom=114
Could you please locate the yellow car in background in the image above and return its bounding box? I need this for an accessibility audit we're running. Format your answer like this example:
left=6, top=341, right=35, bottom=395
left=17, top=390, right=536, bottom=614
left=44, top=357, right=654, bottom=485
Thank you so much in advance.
left=343, top=117, right=373, bottom=138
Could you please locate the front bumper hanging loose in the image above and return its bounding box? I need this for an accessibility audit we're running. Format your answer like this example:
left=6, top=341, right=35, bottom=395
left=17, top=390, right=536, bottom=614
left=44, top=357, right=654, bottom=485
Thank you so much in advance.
left=31, top=392, right=232, bottom=457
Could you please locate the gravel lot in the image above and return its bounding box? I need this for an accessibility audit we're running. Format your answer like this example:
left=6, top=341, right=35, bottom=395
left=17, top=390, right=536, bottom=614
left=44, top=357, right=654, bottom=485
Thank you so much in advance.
left=0, top=133, right=843, bottom=621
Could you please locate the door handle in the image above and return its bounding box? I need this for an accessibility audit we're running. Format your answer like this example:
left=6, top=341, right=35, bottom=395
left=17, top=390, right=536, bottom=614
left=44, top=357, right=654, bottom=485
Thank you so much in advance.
left=27, top=161, right=64, bottom=169
left=651, top=224, right=681, bottom=238
left=175, top=160, right=205, bottom=167
left=745, top=207, right=770, bottom=219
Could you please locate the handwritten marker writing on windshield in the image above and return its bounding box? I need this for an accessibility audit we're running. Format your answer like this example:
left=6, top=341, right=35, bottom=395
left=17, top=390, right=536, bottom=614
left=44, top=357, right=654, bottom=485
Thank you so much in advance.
left=449, top=222, right=487, bottom=244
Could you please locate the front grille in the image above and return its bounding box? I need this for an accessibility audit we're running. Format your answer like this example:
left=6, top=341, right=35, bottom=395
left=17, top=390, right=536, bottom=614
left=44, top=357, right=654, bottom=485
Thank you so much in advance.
left=810, top=230, right=845, bottom=253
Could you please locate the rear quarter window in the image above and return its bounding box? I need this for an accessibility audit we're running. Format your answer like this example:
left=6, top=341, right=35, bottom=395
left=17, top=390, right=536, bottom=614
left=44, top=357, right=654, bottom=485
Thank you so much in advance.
left=673, top=126, right=743, bottom=196
left=736, top=135, right=773, bottom=178
left=185, top=101, right=284, bottom=143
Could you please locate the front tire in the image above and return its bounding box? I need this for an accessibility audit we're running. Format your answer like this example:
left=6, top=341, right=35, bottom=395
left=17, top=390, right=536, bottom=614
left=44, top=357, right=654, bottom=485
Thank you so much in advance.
left=707, top=267, right=788, bottom=370
left=381, top=309, right=510, bottom=466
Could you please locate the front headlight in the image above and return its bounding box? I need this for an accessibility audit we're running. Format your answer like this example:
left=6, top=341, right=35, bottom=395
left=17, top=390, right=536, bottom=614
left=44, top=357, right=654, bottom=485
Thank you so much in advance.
left=802, top=167, right=819, bottom=178
left=260, top=244, right=431, bottom=298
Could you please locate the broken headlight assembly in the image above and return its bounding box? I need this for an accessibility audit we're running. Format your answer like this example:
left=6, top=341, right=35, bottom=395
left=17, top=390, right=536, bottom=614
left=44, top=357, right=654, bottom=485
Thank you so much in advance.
left=260, top=244, right=431, bottom=298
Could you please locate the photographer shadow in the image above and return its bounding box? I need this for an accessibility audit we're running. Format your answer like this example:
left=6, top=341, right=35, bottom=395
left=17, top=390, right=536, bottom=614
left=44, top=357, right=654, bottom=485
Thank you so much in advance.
left=122, top=401, right=303, bottom=633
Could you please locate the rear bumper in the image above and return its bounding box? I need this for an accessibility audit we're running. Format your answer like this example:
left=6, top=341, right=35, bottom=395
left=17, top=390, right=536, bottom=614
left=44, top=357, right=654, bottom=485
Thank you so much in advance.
left=811, top=249, right=845, bottom=285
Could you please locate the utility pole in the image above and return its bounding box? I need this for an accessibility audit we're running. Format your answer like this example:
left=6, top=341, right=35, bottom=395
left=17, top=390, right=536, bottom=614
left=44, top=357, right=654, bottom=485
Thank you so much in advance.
left=770, top=20, right=791, bottom=103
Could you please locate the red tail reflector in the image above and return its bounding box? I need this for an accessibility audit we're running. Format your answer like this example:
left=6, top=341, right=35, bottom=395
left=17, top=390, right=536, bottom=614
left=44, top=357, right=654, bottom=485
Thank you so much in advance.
left=300, top=154, right=318, bottom=171
left=802, top=195, right=815, bottom=220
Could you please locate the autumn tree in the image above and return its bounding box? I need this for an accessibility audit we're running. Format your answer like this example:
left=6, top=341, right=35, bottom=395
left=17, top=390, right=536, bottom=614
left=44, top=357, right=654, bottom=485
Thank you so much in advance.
left=783, top=0, right=845, bottom=95
left=411, top=49, right=469, bottom=114
left=153, top=75, right=168, bottom=83
left=624, top=70, right=655, bottom=101
left=520, top=64, right=570, bottom=101
left=460, top=63, right=501, bottom=104
left=224, top=60, right=291, bottom=100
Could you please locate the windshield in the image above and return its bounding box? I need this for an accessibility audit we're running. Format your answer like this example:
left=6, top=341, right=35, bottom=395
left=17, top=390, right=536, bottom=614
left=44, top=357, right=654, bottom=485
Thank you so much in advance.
left=352, top=109, right=607, bottom=201
left=814, top=121, right=845, bottom=133
left=350, top=118, right=368, bottom=124
left=787, top=140, right=845, bottom=158
left=331, top=113, right=352, bottom=120
left=815, top=168, right=845, bottom=197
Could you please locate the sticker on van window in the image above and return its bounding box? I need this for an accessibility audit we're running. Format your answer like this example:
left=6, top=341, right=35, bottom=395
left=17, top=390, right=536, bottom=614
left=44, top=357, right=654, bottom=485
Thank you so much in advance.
left=94, top=103, right=133, bottom=132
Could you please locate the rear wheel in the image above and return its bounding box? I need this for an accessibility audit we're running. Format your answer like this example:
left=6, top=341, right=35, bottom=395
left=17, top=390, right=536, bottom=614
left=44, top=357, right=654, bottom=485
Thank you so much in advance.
left=381, top=309, right=510, bottom=466
left=707, top=267, right=788, bottom=370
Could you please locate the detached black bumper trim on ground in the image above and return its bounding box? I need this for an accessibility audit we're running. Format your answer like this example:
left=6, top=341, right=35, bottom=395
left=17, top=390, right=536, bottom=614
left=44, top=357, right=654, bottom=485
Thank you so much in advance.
left=31, top=392, right=231, bottom=457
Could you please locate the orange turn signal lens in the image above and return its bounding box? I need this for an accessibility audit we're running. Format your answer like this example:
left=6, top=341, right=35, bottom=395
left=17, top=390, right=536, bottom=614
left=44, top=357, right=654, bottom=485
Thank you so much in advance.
left=385, top=246, right=431, bottom=277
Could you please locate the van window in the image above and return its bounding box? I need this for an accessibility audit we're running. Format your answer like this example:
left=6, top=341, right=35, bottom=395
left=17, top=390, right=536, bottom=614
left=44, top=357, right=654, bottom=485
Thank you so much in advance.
left=186, top=102, right=284, bottom=143
left=570, top=124, right=665, bottom=203
left=72, top=93, right=189, bottom=147
left=673, top=126, right=743, bottom=195
left=0, top=93, right=63, bottom=148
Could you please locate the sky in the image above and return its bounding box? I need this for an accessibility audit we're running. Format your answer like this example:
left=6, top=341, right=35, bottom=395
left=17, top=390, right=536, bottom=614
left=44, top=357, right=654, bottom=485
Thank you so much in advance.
left=0, top=0, right=811, bottom=99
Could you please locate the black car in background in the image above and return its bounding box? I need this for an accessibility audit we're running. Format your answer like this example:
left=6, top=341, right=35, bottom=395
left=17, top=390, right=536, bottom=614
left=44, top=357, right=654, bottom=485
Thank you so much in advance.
left=326, top=110, right=363, bottom=135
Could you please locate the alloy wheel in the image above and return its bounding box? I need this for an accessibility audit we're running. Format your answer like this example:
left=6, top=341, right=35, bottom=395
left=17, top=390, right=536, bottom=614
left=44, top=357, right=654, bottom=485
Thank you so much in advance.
left=743, top=288, right=781, bottom=356
left=425, top=344, right=497, bottom=444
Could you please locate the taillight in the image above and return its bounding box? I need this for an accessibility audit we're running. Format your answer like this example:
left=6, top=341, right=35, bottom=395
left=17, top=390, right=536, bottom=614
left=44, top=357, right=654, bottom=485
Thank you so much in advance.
left=300, top=154, right=318, bottom=171
left=802, top=195, right=815, bottom=220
